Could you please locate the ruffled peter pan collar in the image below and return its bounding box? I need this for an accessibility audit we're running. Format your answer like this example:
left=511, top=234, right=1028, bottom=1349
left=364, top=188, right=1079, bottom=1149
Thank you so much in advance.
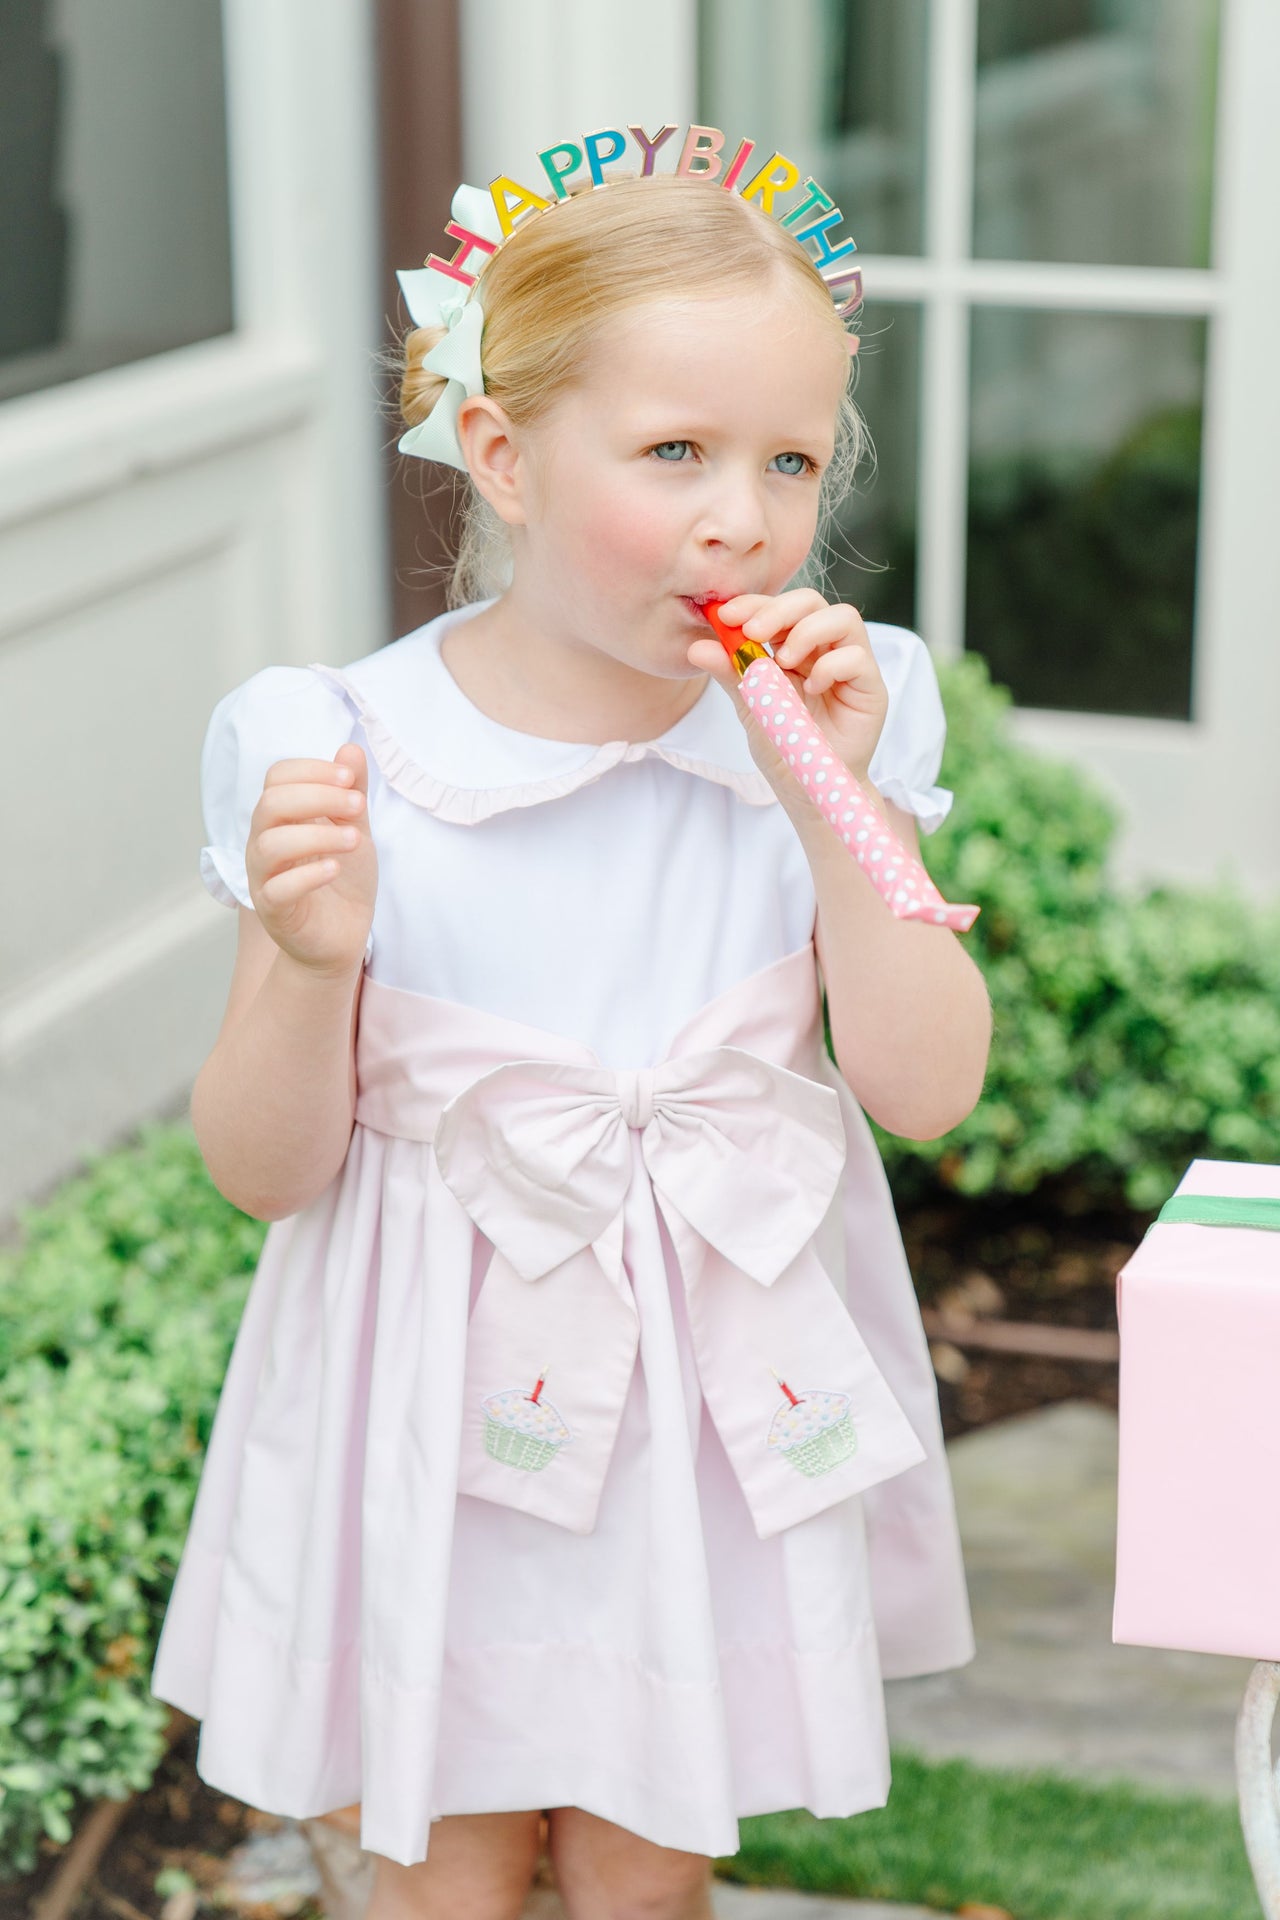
left=306, top=598, right=778, bottom=826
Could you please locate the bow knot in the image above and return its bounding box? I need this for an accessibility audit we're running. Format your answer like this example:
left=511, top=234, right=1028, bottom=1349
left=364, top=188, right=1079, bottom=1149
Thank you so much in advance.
left=616, top=1067, right=657, bottom=1131
left=433, top=1044, right=844, bottom=1290
left=432, top=1041, right=927, bottom=1537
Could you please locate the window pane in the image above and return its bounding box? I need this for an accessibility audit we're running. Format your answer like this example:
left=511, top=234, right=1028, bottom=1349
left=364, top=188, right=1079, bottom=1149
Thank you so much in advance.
left=965, top=307, right=1205, bottom=719
left=0, top=0, right=234, bottom=405
left=973, top=0, right=1220, bottom=269
left=698, top=0, right=928, bottom=256
left=821, top=302, right=921, bottom=631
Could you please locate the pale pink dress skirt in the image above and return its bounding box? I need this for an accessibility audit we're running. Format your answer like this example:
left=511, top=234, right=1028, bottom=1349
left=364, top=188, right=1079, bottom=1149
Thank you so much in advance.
left=150, top=945, right=973, bottom=1866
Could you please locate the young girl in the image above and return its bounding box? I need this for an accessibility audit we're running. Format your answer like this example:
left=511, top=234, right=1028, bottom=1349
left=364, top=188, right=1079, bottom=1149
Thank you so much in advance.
left=151, top=159, right=990, bottom=1920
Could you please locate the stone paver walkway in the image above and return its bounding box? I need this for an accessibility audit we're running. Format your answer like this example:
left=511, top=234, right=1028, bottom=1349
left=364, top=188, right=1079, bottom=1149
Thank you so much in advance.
left=522, top=1882, right=934, bottom=1917
left=527, top=1891, right=936, bottom=1918
left=711, top=1888, right=936, bottom=1918
left=886, top=1397, right=1251, bottom=1800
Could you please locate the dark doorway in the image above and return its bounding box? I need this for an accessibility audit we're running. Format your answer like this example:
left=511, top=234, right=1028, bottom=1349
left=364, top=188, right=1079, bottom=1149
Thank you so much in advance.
left=375, top=0, right=467, bottom=639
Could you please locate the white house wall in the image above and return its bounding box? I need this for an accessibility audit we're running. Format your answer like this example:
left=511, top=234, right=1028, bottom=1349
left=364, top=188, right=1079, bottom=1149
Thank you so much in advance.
left=458, top=0, right=696, bottom=182
left=0, top=0, right=387, bottom=1218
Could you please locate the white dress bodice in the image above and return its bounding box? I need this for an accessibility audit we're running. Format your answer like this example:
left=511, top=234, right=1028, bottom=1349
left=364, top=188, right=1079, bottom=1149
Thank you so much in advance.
left=197, top=597, right=954, bottom=1067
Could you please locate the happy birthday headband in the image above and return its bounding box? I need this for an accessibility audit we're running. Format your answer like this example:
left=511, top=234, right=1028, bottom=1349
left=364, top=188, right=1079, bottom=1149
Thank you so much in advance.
left=396, top=121, right=863, bottom=472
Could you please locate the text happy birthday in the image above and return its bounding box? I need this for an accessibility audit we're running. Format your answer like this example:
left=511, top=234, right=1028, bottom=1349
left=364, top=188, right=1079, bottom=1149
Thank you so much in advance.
left=427, top=123, right=862, bottom=319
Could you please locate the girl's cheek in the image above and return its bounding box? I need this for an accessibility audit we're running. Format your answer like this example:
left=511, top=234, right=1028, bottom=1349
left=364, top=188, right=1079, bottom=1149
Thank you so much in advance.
left=573, top=484, right=674, bottom=583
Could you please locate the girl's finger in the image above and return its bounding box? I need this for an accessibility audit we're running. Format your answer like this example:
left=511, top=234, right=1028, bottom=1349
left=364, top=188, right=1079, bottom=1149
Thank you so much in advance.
left=773, top=605, right=862, bottom=669
left=256, top=821, right=362, bottom=870
left=258, top=856, right=341, bottom=906
left=685, top=641, right=734, bottom=683
left=263, top=757, right=357, bottom=788
left=802, top=643, right=877, bottom=696
left=708, top=593, right=772, bottom=630
left=738, top=589, right=830, bottom=642
left=255, top=781, right=365, bottom=829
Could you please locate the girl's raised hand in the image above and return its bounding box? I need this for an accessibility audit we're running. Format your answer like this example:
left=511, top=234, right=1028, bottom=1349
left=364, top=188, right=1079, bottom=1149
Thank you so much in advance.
left=686, top=589, right=889, bottom=796
left=244, top=742, right=378, bottom=977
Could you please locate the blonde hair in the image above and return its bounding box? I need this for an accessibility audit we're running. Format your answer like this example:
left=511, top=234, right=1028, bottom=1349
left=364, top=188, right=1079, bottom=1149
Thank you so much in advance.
left=396, top=172, right=870, bottom=607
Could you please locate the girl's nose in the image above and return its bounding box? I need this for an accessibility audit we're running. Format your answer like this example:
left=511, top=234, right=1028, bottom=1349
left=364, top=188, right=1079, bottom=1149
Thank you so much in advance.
left=698, top=474, right=768, bottom=556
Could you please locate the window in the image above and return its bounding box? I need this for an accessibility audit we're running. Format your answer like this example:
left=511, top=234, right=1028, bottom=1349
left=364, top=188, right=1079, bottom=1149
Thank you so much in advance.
left=698, top=0, right=1221, bottom=720
left=1, top=0, right=234, bottom=406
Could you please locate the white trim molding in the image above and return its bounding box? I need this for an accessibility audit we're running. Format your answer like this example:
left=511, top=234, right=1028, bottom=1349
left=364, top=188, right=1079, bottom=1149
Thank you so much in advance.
left=1, top=0, right=390, bottom=1219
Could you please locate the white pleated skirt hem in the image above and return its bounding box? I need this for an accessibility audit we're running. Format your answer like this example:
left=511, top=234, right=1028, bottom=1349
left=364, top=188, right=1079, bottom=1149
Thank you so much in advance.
left=156, top=1564, right=891, bottom=1865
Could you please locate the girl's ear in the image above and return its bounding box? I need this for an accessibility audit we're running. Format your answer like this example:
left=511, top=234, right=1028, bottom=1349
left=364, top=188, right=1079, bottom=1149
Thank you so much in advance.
left=456, top=396, right=530, bottom=527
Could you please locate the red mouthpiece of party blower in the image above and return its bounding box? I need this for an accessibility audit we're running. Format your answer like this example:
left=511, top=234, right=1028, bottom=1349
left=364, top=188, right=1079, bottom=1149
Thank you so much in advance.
left=700, top=598, right=979, bottom=932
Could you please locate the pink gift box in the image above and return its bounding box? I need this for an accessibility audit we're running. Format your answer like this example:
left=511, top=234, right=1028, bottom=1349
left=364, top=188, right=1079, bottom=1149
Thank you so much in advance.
left=1113, top=1157, right=1280, bottom=1660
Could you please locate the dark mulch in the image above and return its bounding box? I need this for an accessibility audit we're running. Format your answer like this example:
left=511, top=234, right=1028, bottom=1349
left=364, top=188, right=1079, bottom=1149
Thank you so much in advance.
left=4, top=1198, right=1144, bottom=1919
left=899, top=1195, right=1146, bottom=1440
left=0, top=1718, right=300, bottom=1920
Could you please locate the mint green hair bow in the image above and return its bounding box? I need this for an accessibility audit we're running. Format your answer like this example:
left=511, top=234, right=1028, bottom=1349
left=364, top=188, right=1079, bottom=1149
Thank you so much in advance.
left=396, top=183, right=501, bottom=472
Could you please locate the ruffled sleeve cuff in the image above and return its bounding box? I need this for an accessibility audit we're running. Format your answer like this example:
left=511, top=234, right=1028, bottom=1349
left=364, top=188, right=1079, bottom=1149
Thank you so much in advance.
left=870, top=773, right=954, bottom=835
left=865, top=623, right=954, bottom=835
left=199, top=845, right=252, bottom=910
left=199, top=665, right=375, bottom=960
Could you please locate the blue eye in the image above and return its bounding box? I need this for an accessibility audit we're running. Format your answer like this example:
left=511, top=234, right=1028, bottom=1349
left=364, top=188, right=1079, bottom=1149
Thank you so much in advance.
left=647, top=441, right=815, bottom=473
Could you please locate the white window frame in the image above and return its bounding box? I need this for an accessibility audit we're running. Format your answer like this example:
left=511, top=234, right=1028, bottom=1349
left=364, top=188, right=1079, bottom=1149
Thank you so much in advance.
left=852, top=0, right=1278, bottom=894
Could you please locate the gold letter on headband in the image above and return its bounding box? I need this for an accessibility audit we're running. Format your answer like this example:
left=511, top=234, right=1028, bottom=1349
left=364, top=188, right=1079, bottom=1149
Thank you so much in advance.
left=721, top=137, right=756, bottom=192
left=782, top=177, right=834, bottom=229
left=677, top=125, right=726, bottom=179
left=488, top=175, right=553, bottom=239
left=539, top=141, right=583, bottom=199
left=824, top=267, right=863, bottom=319
left=794, top=206, right=857, bottom=269
left=426, top=219, right=498, bottom=287
left=740, top=152, right=800, bottom=214
left=583, top=127, right=627, bottom=186
left=628, top=123, right=678, bottom=175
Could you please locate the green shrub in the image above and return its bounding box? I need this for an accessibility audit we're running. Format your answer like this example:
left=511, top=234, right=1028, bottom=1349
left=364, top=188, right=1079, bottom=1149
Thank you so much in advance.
left=876, top=652, right=1280, bottom=1208
left=0, top=1128, right=262, bottom=1875
left=964, top=402, right=1201, bottom=722
left=1079, top=887, right=1280, bottom=1207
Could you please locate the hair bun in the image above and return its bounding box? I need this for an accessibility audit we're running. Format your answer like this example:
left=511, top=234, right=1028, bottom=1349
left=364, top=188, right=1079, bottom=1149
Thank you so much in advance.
left=399, top=323, right=451, bottom=428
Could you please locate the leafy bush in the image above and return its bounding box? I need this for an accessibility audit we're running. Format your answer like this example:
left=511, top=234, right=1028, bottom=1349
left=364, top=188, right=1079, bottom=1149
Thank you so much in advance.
left=1081, top=888, right=1280, bottom=1205
left=965, top=403, right=1201, bottom=722
left=847, top=402, right=1202, bottom=724
left=877, top=652, right=1280, bottom=1209
left=0, top=1129, right=263, bottom=1875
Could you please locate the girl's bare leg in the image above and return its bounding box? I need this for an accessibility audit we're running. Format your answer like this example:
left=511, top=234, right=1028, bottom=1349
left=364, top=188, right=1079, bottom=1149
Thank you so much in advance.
left=302, top=1805, right=376, bottom=1920
left=546, top=1805, right=715, bottom=1920
left=311, top=1805, right=542, bottom=1920
left=316, top=1801, right=364, bottom=1836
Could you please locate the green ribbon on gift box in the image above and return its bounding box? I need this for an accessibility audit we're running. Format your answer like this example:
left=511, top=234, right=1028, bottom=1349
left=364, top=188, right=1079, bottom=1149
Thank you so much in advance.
left=1157, top=1194, right=1280, bottom=1230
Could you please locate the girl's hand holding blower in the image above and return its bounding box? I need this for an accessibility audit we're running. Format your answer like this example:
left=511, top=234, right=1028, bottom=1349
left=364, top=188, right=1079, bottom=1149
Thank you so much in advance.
left=244, top=744, right=378, bottom=978
left=687, top=590, right=979, bottom=932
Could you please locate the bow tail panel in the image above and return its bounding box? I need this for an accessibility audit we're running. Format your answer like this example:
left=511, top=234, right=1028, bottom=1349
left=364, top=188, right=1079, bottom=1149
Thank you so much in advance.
left=656, top=1197, right=928, bottom=1541
left=455, top=1243, right=640, bottom=1532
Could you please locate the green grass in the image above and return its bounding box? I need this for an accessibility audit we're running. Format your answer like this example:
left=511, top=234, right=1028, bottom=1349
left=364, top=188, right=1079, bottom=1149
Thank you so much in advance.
left=713, top=1749, right=1257, bottom=1920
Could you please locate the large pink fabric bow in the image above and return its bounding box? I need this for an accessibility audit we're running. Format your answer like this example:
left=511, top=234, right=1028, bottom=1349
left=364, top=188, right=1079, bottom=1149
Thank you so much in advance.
left=434, top=1044, right=927, bottom=1538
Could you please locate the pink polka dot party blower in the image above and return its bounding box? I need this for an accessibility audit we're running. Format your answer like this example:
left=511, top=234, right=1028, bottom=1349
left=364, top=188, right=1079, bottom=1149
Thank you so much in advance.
left=701, top=599, right=979, bottom=933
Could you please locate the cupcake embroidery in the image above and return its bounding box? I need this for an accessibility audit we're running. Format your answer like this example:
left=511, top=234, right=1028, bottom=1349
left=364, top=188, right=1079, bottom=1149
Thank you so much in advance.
left=482, top=1367, right=573, bottom=1473
left=766, top=1370, right=858, bottom=1478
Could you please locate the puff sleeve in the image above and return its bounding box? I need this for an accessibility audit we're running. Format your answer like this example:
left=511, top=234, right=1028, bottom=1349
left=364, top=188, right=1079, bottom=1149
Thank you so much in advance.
left=864, top=623, right=954, bottom=833
left=199, top=665, right=372, bottom=954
